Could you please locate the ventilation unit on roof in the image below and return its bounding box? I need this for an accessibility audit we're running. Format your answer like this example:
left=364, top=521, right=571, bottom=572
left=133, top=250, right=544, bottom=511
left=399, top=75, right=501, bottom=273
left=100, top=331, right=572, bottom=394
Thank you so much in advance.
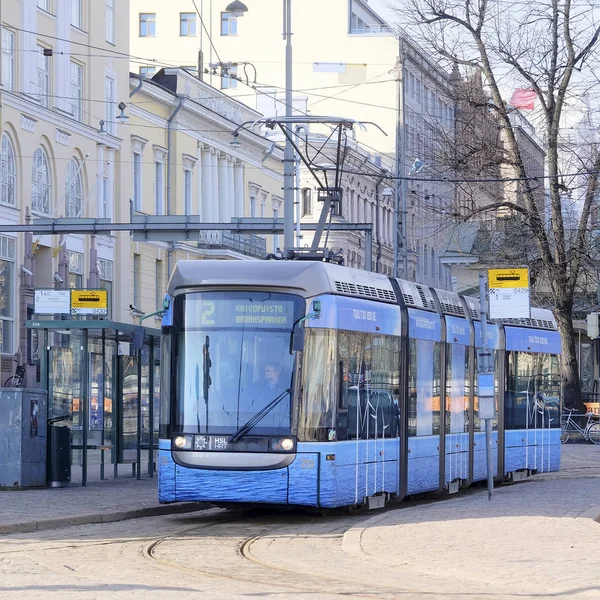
left=334, top=280, right=396, bottom=302
left=439, top=301, right=465, bottom=317
left=415, top=285, right=436, bottom=310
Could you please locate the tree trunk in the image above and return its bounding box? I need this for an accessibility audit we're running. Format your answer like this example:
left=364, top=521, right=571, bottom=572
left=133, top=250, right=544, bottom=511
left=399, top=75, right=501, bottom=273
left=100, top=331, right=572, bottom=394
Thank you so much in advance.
left=555, top=302, right=584, bottom=412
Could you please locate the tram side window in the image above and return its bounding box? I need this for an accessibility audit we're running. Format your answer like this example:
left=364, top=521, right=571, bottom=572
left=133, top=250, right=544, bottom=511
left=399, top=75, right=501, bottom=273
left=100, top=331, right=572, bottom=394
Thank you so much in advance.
left=445, top=344, right=469, bottom=434
left=408, top=339, right=441, bottom=437
left=505, top=352, right=561, bottom=430
left=297, top=329, right=338, bottom=442
left=337, top=331, right=401, bottom=441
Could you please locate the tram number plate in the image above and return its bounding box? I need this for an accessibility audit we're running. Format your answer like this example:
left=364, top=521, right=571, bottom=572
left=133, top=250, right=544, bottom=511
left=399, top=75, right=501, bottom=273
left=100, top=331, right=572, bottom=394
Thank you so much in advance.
left=194, top=435, right=231, bottom=451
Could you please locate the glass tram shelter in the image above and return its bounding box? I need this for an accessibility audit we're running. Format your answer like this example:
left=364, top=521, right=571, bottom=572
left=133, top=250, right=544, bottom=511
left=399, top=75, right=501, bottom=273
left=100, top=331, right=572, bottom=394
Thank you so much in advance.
left=26, top=319, right=161, bottom=486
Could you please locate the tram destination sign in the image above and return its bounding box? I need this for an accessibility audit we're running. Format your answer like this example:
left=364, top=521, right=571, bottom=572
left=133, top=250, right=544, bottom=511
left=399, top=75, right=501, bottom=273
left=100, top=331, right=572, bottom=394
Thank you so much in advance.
left=70, top=289, right=109, bottom=316
left=488, top=267, right=530, bottom=319
left=192, top=297, right=296, bottom=328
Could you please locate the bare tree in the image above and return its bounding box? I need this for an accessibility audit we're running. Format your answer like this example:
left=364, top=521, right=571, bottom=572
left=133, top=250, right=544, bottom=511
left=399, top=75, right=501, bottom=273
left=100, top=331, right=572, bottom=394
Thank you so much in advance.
left=394, top=0, right=600, bottom=409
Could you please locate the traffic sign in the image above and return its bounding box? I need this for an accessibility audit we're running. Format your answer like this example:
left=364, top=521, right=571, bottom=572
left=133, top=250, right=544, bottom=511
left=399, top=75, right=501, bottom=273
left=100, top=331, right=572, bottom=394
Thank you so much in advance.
left=70, top=289, right=108, bottom=316
left=488, top=267, right=530, bottom=319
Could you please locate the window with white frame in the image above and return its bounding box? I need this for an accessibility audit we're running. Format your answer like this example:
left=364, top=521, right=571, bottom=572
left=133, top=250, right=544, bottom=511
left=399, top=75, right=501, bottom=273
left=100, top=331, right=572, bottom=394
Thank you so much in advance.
left=98, top=258, right=113, bottom=318
left=106, top=0, right=115, bottom=44
left=133, top=151, right=142, bottom=211
left=139, top=13, right=156, bottom=37
left=1, top=134, right=16, bottom=207
left=70, top=61, right=83, bottom=121
left=1, top=29, right=15, bottom=92
left=37, top=45, right=50, bottom=107
left=260, top=191, right=267, bottom=217
left=139, top=66, right=156, bottom=77
left=301, top=188, right=312, bottom=216
left=221, top=65, right=238, bottom=89
left=221, top=13, right=237, bottom=35
left=155, top=259, right=163, bottom=310
left=272, top=200, right=281, bottom=250
left=38, top=0, right=51, bottom=12
left=180, top=13, right=196, bottom=36
left=250, top=194, right=256, bottom=217
left=71, top=0, right=83, bottom=28
left=32, top=147, right=51, bottom=215
left=65, top=159, right=83, bottom=218
left=155, top=160, right=164, bottom=215
left=133, top=253, right=141, bottom=308
left=67, top=250, right=83, bottom=289
left=101, top=176, right=110, bottom=218
left=0, top=235, right=15, bottom=354
left=184, top=168, right=192, bottom=214
left=104, top=76, right=115, bottom=135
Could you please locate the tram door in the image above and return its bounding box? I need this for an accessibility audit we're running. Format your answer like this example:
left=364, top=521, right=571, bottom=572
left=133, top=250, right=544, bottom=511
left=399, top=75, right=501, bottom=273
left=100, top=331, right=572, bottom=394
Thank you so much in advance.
left=444, top=317, right=471, bottom=487
left=406, top=308, right=443, bottom=495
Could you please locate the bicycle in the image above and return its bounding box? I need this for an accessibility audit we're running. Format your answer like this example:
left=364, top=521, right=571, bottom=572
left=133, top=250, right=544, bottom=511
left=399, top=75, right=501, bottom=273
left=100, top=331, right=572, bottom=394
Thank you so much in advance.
left=4, top=363, right=25, bottom=388
left=560, top=408, right=600, bottom=444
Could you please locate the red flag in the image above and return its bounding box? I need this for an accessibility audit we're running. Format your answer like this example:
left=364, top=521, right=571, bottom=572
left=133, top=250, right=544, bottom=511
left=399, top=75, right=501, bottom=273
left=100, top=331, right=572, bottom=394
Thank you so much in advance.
left=509, top=88, right=537, bottom=110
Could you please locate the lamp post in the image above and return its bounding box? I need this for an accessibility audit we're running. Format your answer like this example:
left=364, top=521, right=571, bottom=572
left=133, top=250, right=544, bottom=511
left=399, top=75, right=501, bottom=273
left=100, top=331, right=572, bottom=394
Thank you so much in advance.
left=226, top=0, right=295, bottom=253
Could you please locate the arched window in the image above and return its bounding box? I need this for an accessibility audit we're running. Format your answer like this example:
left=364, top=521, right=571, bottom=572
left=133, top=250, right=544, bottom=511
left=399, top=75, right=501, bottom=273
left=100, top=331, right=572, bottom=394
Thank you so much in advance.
left=65, top=159, right=83, bottom=218
left=0, top=133, right=16, bottom=207
left=32, top=147, right=51, bottom=215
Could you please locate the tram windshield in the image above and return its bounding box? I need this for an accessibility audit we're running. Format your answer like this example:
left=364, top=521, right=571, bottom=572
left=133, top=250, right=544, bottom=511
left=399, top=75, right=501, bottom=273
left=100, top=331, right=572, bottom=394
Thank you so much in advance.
left=172, top=291, right=304, bottom=436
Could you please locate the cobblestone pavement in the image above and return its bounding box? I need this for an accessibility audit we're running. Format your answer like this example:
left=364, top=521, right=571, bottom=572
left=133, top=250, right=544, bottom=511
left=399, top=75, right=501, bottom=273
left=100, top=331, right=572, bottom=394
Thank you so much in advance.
left=0, top=444, right=598, bottom=599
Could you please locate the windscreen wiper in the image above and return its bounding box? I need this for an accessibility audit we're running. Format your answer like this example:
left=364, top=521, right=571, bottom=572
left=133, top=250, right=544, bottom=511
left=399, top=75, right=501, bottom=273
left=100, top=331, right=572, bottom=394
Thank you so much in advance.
left=230, top=388, right=291, bottom=443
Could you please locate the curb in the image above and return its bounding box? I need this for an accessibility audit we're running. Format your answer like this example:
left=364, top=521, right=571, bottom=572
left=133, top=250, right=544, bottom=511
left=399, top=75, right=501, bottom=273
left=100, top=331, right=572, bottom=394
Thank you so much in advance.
left=0, top=501, right=209, bottom=536
left=576, top=505, right=600, bottom=523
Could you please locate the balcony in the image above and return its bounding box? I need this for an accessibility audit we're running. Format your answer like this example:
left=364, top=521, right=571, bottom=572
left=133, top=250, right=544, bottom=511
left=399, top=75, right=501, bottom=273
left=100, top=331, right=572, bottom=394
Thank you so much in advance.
left=198, top=231, right=266, bottom=259
left=349, top=24, right=393, bottom=35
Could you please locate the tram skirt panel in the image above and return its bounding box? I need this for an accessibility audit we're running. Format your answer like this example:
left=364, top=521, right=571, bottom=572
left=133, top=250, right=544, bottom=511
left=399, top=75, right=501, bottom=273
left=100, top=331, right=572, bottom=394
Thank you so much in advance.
left=287, top=451, right=319, bottom=506
left=445, top=432, right=469, bottom=484
left=158, top=447, right=177, bottom=503
left=472, top=431, right=498, bottom=482
left=293, top=441, right=399, bottom=508
left=407, top=436, right=440, bottom=495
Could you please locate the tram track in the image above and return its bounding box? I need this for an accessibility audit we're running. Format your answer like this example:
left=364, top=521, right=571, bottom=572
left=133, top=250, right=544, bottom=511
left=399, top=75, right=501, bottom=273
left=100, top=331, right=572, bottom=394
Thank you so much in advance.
left=142, top=508, right=418, bottom=599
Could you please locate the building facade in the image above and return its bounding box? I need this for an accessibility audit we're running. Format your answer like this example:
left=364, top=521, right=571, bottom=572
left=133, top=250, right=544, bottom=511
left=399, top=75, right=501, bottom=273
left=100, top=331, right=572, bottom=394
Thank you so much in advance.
left=129, top=0, right=398, bottom=154
left=127, top=67, right=285, bottom=318
left=0, top=0, right=132, bottom=384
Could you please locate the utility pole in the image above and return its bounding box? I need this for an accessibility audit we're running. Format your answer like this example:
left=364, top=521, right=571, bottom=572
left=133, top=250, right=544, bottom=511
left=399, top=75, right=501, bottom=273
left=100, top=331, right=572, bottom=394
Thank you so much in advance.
left=394, top=47, right=407, bottom=279
left=478, top=272, right=495, bottom=500
left=282, top=0, right=294, bottom=253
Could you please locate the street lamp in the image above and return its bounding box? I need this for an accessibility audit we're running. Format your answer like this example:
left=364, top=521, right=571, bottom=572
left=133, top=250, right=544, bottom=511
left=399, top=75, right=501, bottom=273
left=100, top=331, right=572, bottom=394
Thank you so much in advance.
left=226, top=0, right=295, bottom=254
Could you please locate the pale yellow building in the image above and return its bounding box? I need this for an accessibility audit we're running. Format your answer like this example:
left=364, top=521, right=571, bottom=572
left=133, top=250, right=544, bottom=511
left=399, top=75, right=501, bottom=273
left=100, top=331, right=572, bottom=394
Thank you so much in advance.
left=0, top=0, right=133, bottom=383
left=127, top=67, right=285, bottom=318
left=129, top=0, right=399, bottom=154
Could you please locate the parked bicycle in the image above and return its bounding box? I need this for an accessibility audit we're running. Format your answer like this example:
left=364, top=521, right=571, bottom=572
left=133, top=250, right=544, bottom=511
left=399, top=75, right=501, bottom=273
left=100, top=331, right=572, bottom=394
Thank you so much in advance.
left=560, top=408, right=600, bottom=444
left=4, top=363, right=25, bottom=388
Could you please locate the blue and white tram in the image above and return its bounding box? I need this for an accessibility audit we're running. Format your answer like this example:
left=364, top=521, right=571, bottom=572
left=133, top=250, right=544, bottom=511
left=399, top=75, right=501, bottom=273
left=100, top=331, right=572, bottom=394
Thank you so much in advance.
left=158, top=260, right=561, bottom=508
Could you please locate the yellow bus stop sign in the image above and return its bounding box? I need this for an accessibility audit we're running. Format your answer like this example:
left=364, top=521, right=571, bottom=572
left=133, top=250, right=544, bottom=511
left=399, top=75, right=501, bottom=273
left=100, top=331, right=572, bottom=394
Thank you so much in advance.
left=488, top=268, right=529, bottom=289
left=70, top=289, right=108, bottom=316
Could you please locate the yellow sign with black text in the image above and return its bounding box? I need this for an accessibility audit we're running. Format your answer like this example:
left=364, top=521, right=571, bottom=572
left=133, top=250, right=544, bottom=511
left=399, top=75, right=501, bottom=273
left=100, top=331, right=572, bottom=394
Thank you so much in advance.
left=488, top=268, right=529, bottom=289
left=70, top=289, right=108, bottom=316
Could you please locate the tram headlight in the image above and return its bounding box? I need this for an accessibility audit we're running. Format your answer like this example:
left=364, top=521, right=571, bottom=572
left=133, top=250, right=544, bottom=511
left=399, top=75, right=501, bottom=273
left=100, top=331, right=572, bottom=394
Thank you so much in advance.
left=270, top=437, right=295, bottom=452
left=173, top=435, right=193, bottom=450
